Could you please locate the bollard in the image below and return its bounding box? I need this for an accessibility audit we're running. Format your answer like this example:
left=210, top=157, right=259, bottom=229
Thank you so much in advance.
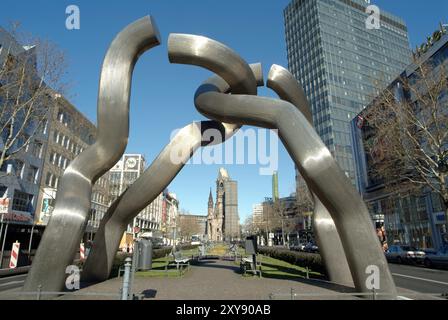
left=128, top=241, right=138, bottom=300
left=36, top=284, right=42, bottom=300
left=121, top=257, right=132, bottom=300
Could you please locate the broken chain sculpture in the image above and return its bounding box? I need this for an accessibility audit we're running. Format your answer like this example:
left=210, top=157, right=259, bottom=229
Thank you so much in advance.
left=82, top=61, right=264, bottom=282
left=23, top=16, right=162, bottom=294
left=168, top=33, right=397, bottom=298
left=24, top=16, right=397, bottom=299
left=266, top=64, right=353, bottom=287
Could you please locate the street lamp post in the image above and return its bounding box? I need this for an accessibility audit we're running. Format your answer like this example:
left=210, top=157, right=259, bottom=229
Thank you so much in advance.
left=172, top=217, right=177, bottom=252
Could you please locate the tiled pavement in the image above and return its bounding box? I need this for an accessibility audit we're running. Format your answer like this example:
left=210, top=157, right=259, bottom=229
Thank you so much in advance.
left=55, top=259, right=394, bottom=300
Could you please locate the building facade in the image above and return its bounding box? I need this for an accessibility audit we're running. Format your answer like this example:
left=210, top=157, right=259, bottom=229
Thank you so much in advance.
left=108, top=154, right=164, bottom=249
left=0, top=28, right=109, bottom=264
left=284, top=0, right=412, bottom=187
left=351, top=28, right=448, bottom=251
left=0, top=28, right=47, bottom=266
left=252, top=203, right=264, bottom=231
left=35, top=96, right=110, bottom=242
left=178, top=213, right=207, bottom=241
left=162, top=190, right=179, bottom=245
left=206, top=168, right=240, bottom=241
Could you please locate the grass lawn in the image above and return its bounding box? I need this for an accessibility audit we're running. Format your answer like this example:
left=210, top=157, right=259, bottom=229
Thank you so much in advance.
left=208, top=244, right=229, bottom=256
left=239, top=255, right=325, bottom=281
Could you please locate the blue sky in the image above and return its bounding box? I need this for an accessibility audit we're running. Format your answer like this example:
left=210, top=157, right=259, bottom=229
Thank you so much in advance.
left=1, top=0, right=447, bottom=220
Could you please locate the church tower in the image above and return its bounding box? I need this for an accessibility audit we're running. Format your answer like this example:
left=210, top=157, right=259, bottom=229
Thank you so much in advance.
left=206, top=188, right=214, bottom=240
left=206, top=168, right=239, bottom=242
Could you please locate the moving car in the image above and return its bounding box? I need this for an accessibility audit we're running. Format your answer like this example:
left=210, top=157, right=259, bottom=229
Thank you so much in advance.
left=385, top=245, right=425, bottom=264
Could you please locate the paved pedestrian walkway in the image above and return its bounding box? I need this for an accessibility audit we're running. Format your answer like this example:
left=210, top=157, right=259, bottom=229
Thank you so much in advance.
left=58, top=259, right=363, bottom=300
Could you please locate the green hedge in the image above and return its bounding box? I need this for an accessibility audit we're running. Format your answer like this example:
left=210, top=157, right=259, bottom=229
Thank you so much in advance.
left=108, top=245, right=199, bottom=278
left=258, top=247, right=327, bottom=276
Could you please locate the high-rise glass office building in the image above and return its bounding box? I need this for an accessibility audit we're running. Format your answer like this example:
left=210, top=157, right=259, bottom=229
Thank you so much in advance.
left=284, top=0, right=412, bottom=185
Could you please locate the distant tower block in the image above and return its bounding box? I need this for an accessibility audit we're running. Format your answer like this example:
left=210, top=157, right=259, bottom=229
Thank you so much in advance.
left=272, top=171, right=279, bottom=201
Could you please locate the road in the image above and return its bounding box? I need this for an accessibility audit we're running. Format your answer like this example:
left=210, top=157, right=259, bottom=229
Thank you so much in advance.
left=0, top=273, right=26, bottom=292
left=390, top=263, right=448, bottom=298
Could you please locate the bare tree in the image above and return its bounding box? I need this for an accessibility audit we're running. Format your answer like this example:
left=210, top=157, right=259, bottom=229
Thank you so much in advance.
left=178, top=213, right=200, bottom=242
left=364, top=57, right=448, bottom=226
left=296, top=182, right=314, bottom=215
left=242, top=214, right=256, bottom=236
left=0, top=24, right=67, bottom=173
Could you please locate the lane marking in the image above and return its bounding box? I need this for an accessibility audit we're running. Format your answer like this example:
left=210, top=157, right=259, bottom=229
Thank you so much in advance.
left=392, top=273, right=448, bottom=286
left=397, top=295, right=413, bottom=300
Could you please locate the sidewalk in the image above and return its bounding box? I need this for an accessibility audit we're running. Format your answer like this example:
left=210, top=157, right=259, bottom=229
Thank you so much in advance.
left=59, top=259, right=362, bottom=300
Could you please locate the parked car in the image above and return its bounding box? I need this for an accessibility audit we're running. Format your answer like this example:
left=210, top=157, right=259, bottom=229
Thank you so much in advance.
left=290, top=243, right=306, bottom=252
left=385, top=245, right=425, bottom=264
left=304, top=242, right=319, bottom=253
left=422, top=249, right=448, bottom=269
left=149, top=237, right=165, bottom=249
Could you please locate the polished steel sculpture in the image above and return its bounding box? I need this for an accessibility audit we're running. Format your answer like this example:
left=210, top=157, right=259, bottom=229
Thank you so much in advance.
left=168, top=33, right=397, bottom=297
left=23, top=16, right=162, bottom=294
left=266, top=64, right=353, bottom=287
left=82, top=60, right=264, bottom=282
left=24, top=16, right=397, bottom=299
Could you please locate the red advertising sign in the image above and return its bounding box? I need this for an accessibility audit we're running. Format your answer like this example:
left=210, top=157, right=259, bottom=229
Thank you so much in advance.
left=0, top=198, right=9, bottom=214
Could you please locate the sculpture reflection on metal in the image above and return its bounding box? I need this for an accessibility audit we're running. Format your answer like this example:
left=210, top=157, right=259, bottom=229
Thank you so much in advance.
left=266, top=64, right=353, bottom=287
left=23, top=16, right=162, bottom=294
left=168, top=34, right=397, bottom=297
left=82, top=61, right=264, bottom=282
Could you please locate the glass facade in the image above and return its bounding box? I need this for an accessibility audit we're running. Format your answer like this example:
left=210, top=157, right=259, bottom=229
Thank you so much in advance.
left=284, top=0, right=412, bottom=184
left=351, top=33, right=448, bottom=251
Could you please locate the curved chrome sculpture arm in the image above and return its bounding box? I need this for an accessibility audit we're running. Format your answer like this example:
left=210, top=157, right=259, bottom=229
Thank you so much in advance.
left=81, top=37, right=262, bottom=282
left=23, top=16, right=161, bottom=294
left=267, top=65, right=353, bottom=286
left=168, top=38, right=396, bottom=296
left=168, top=34, right=257, bottom=96
left=193, top=93, right=396, bottom=296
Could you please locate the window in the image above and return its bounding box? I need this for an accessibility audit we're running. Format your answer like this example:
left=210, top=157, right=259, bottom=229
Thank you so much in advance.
left=40, top=119, right=48, bottom=135
left=18, top=133, right=30, bottom=150
left=27, top=166, right=39, bottom=184
left=0, top=186, right=7, bottom=198
left=13, top=159, right=24, bottom=178
left=45, top=172, right=52, bottom=186
left=12, top=190, right=33, bottom=212
left=45, top=172, right=59, bottom=188
left=32, top=141, right=43, bottom=158
left=57, top=110, right=72, bottom=127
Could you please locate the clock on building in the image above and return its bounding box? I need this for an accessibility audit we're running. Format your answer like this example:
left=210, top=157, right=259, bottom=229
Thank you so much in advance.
left=125, top=157, right=138, bottom=169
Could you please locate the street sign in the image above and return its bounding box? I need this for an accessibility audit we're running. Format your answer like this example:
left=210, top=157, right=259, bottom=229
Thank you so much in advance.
left=0, top=198, right=9, bottom=214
